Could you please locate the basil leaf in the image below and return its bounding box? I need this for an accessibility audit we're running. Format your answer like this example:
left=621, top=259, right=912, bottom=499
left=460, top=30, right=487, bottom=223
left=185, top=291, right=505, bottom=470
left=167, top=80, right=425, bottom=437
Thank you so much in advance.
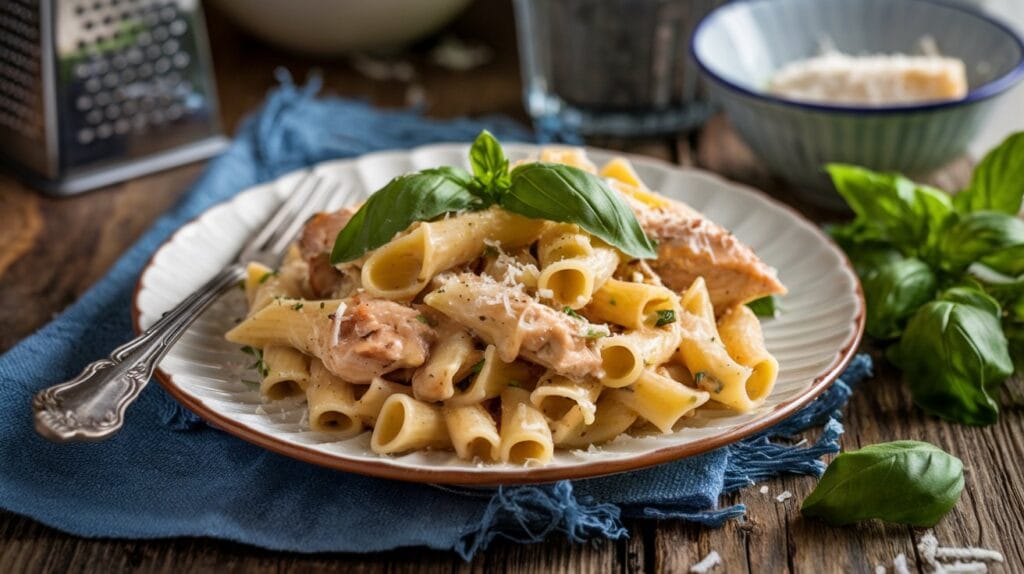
left=937, top=211, right=1024, bottom=273
left=863, top=258, right=936, bottom=340
left=894, top=288, right=1013, bottom=426
left=801, top=441, right=964, bottom=527
left=330, top=167, right=482, bottom=264
left=503, top=162, right=658, bottom=259
left=746, top=296, right=777, bottom=317
left=954, top=132, right=1024, bottom=215
left=469, top=130, right=510, bottom=200
left=827, top=164, right=952, bottom=256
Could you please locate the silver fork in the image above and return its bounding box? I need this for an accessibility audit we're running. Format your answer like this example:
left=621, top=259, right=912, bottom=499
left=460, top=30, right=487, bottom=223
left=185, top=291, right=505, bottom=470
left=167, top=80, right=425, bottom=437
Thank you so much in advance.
left=33, top=171, right=342, bottom=442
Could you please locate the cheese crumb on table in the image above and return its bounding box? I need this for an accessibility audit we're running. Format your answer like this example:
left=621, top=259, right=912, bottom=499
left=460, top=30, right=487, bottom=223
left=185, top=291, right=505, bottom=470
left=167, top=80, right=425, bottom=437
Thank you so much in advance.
left=775, top=490, right=792, bottom=503
left=768, top=50, right=968, bottom=105
left=690, top=550, right=722, bottom=573
left=759, top=485, right=769, bottom=494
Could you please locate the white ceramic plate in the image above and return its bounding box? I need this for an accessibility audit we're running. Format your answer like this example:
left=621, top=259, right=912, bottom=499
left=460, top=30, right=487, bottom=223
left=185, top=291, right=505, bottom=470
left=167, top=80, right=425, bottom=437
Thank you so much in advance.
left=133, top=144, right=864, bottom=485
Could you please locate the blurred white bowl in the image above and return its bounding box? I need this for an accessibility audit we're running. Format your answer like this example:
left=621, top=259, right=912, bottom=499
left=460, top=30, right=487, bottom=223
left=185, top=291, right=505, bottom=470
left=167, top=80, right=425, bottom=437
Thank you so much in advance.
left=209, top=0, right=475, bottom=55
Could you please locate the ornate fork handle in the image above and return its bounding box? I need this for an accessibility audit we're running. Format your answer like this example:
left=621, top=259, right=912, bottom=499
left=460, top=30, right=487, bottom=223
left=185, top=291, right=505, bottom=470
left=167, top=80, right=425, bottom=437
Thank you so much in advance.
left=32, top=265, right=246, bottom=442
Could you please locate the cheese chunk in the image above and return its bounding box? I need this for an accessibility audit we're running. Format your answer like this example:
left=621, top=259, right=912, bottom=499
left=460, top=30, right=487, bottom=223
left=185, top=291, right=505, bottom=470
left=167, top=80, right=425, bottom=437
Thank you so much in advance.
left=767, top=51, right=968, bottom=105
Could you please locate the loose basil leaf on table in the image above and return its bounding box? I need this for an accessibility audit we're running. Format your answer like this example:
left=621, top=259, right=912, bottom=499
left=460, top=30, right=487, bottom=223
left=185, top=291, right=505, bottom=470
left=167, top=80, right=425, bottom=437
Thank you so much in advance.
left=330, top=167, right=482, bottom=264
left=503, top=162, right=658, bottom=259
left=801, top=441, right=964, bottom=527
left=937, top=211, right=1024, bottom=273
left=826, top=164, right=952, bottom=257
left=862, top=257, right=936, bottom=340
left=892, top=287, right=1013, bottom=426
left=953, top=132, right=1024, bottom=215
left=468, top=129, right=511, bottom=201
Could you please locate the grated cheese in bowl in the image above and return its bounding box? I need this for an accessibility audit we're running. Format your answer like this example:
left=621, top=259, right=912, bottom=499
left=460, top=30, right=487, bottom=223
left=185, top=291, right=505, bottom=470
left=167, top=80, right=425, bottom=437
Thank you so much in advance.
left=768, top=50, right=968, bottom=106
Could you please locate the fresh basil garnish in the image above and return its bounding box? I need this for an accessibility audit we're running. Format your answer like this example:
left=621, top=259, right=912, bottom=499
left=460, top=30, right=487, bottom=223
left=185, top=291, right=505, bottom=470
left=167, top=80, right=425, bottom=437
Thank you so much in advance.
left=891, top=287, right=1013, bottom=426
left=503, top=163, right=657, bottom=259
left=331, top=167, right=481, bottom=264
left=801, top=441, right=964, bottom=527
left=469, top=130, right=510, bottom=201
left=746, top=295, right=778, bottom=317
left=953, top=132, right=1024, bottom=215
left=862, top=258, right=936, bottom=340
left=330, top=132, right=657, bottom=263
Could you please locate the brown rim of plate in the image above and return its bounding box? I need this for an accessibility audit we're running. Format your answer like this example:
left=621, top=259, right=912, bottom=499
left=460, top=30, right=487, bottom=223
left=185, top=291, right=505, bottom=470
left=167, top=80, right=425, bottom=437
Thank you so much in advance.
left=130, top=147, right=866, bottom=486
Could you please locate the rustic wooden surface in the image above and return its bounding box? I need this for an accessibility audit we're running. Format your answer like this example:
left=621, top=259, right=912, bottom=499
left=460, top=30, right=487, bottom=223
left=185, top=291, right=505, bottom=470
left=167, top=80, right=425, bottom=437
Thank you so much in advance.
left=1, top=2, right=1021, bottom=573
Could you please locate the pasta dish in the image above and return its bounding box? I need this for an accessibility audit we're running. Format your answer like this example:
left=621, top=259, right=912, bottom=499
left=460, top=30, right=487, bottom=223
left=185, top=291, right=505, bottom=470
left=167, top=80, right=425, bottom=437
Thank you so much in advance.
left=225, top=133, right=786, bottom=465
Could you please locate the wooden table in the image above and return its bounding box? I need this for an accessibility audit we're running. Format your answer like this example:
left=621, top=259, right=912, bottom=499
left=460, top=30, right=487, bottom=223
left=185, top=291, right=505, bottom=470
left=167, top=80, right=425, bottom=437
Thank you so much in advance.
left=1, top=3, right=1021, bottom=573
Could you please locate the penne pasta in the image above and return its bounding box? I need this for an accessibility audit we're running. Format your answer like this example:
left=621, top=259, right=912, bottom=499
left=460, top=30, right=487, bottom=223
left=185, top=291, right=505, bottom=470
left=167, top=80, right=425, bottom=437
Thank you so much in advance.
left=260, top=345, right=310, bottom=400
left=536, top=225, right=620, bottom=310
left=587, top=278, right=679, bottom=330
left=445, top=345, right=534, bottom=407
left=371, top=394, right=451, bottom=454
left=305, top=360, right=363, bottom=437
left=443, top=403, right=501, bottom=461
left=361, top=208, right=545, bottom=300
left=717, top=305, right=779, bottom=405
left=530, top=373, right=603, bottom=425
left=609, top=370, right=710, bottom=433
left=499, top=387, right=554, bottom=465
left=553, top=394, right=639, bottom=448
left=411, top=322, right=479, bottom=402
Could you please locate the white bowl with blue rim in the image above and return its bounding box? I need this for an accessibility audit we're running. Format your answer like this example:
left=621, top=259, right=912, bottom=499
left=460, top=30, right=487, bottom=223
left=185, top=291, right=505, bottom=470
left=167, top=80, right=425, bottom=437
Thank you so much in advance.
left=691, top=0, right=1024, bottom=207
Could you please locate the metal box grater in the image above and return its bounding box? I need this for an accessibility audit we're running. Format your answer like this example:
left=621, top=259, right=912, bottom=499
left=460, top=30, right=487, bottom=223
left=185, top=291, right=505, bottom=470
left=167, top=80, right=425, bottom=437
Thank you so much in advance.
left=0, top=0, right=228, bottom=195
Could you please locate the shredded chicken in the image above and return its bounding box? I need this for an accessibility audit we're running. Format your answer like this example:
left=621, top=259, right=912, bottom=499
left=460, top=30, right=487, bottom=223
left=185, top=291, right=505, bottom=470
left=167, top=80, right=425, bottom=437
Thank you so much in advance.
left=298, top=207, right=360, bottom=298
left=318, top=295, right=435, bottom=383
left=424, top=273, right=603, bottom=379
left=618, top=191, right=787, bottom=311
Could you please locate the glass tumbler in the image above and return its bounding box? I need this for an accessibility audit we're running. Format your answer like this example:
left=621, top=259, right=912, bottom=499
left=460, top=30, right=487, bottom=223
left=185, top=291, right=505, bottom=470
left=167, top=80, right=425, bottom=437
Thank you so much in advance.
left=513, top=0, right=726, bottom=138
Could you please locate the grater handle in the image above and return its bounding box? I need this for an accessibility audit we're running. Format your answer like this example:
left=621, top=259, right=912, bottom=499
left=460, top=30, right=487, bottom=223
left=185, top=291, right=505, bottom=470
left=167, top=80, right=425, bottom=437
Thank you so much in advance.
left=32, top=265, right=245, bottom=442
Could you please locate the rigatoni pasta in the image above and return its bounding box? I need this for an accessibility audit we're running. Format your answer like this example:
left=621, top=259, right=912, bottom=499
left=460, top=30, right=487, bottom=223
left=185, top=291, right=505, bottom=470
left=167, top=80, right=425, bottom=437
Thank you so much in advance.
left=225, top=146, right=783, bottom=465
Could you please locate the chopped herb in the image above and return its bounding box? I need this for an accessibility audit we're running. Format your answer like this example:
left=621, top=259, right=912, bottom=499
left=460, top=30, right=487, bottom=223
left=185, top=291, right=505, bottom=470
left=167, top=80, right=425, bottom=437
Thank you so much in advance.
left=241, top=346, right=269, bottom=377
left=609, top=297, right=617, bottom=306
left=258, top=271, right=277, bottom=284
left=291, top=302, right=304, bottom=311
left=507, top=379, right=521, bottom=388
left=319, top=302, right=325, bottom=309
left=585, top=328, right=608, bottom=339
left=654, top=309, right=676, bottom=327
left=471, top=360, right=485, bottom=375
left=746, top=295, right=778, bottom=318
left=694, top=371, right=706, bottom=385
left=563, top=306, right=584, bottom=320
left=483, top=245, right=499, bottom=258
left=416, top=314, right=438, bottom=327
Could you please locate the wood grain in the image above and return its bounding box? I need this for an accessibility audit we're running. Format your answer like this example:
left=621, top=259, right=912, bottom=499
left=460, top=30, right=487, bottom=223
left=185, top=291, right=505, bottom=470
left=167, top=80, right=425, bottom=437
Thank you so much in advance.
left=0, top=0, right=1022, bottom=572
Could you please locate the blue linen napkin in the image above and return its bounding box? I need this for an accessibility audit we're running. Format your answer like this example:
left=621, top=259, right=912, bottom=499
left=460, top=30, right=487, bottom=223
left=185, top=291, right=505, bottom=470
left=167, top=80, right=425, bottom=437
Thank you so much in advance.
left=0, top=72, right=873, bottom=559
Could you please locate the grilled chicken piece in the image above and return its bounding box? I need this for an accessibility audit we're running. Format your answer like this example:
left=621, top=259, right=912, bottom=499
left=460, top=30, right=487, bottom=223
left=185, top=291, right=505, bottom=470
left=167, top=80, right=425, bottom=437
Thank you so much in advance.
left=616, top=185, right=787, bottom=311
left=319, top=295, right=435, bottom=383
left=424, top=273, right=604, bottom=380
left=298, top=206, right=359, bottom=298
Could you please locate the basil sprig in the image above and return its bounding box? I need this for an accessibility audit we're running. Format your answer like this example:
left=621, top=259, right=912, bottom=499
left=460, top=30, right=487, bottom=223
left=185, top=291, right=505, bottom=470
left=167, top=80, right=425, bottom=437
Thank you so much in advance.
left=801, top=441, right=964, bottom=527
left=827, top=131, right=1024, bottom=425
left=331, top=167, right=481, bottom=263
left=331, top=131, right=657, bottom=264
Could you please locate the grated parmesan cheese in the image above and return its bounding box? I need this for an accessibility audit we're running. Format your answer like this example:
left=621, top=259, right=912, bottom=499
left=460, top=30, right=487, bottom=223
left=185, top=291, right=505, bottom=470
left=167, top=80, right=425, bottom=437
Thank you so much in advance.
left=893, top=553, right=911, bottom=574
left=775, top=491, right=792, bottom=503
left=689, top=550, right=721, bottom=573
left=537, top=288, right=555, bottom=299
left=759, top=485, right=769, bottom=495
left=768, top=49, right=968, bottom=105
left=330, top=302, right=348, bottom=347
